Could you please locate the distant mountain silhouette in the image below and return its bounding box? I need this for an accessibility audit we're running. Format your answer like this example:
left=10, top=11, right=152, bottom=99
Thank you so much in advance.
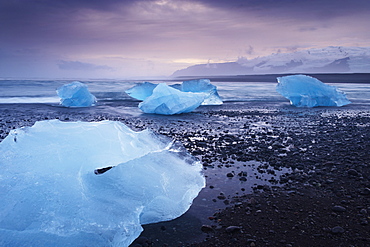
left=172, top=46, right=370, bottom=77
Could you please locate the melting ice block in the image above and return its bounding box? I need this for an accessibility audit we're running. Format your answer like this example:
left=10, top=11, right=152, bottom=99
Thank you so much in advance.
left=276, top=74, right=351, bottom=107
left=139, top=83, right=206, bottom=115
left=0, top=120, right=205, bottom=247
left=125, top=79, right=223, bottom=106
left=181, top=79, right=223, bottom=105
left=57, top=81, right=97, bottom=107
left=125, top=81, right=157, bottom=101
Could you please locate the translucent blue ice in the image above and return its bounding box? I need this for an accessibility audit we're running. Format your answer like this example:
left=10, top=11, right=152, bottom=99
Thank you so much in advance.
left=181, top=79, right=223, bottom=105
left=126, top=79, right=223, bottom=106
left=125, top=81, right=157, bottom=101
left=276, top=74, right=351, bottom=107
left=57, top=81, right=97, bottom=107
left=139, top=83, right=206, bottom=115
left=0, top=120, right=205, bottom=247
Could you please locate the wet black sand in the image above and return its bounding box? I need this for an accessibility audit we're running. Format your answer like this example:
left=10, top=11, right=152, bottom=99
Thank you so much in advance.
left=0, top=102, right=369, bottom=247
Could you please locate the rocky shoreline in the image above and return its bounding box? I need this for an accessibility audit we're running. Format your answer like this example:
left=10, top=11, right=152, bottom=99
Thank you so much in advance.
left=0, top=103, right=369, bottom=246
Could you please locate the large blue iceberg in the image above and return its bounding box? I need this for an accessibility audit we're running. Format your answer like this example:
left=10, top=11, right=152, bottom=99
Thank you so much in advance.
left=276, top=74, right=351, bottom=107
left=57, top=81, right=97, bottom=107
left=0, top=120, right=205, bottom=247
left=126, top=79, right=223, bottom=106
left=139, top=83, right=206, bottom=115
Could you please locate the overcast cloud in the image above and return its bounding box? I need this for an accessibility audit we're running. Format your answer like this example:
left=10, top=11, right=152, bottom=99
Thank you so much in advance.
left=1, top=0, right=369, bottom=78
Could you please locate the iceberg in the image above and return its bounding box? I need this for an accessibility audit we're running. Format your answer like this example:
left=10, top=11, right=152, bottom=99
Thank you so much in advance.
left=276, top=74, right=351, bottom=107
left=57, top=81, right=97, bottom=107
left=0, top=120, right=205, bottom=247
left=181, top=79, right=223, bottom=105
left=125, top=79, right=223, bottom=106
left=139, top=83, right=206, bottom=115
left=125, top=81, right=157, bottom=101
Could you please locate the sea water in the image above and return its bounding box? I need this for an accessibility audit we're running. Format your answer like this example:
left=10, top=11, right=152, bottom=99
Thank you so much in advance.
left=1, top=75, right=370, bottom=108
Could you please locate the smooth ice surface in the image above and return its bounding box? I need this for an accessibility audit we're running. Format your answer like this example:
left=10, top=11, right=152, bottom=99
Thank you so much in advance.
left=181, top=79, right=223, bottom=105
left=125, top=81, right=157, bottom=101
left=276, top=74, right=351, bottom=107
left=57, top=81, right=97, bottom=107
left=125, top=79, right=223, bottom=106
left=139, top=83, right=206, bottom=115
left=0, top=120, right=205, bottom=247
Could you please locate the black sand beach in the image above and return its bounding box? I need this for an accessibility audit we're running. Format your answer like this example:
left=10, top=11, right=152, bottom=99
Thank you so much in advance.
left=0, top=102, right=369, bottom=247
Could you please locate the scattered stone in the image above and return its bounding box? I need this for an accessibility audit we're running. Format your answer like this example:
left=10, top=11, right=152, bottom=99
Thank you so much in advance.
left=360, top=218, right=368, bottom=226
left=225, top=226, right=242, bottom=233
left=201, top=225, right=215, bottom=233
left=331, top=226, right=345, bottom=234
left=238, top=171, right=248, bottom=177
left=360, top=208, right=367, bottom=215
left=347, top=169, right=359, bottom=176
left=217, top=194, right=226, bottom=200
left=226, top=172, right=234, bottom=178
left=359, top=188, right=370, bottom=195
left=332, top=205, right=346, bottom=212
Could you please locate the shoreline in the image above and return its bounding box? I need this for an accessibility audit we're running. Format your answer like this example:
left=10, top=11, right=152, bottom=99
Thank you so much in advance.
left=0, top=103, right=369, bottom=246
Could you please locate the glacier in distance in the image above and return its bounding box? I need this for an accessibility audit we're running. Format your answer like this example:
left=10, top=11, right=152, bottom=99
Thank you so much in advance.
left=0, top=120, right=205, bottom=247
left=276, top=74, right=351, bottom=107
left=57, top=81, right=97, bottom=107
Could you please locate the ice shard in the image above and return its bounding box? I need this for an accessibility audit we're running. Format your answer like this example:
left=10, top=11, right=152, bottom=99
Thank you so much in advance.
left=125, top=81, right=158, bottom=101
left=57, top=81, right=97, bottom=107
left=276, top=74, right=351, bottom=107
left=181, top=79, right=223, bottom=105
left=139, top=83, right=206, bottom=115
left=0, top=120, right=205, bottom=247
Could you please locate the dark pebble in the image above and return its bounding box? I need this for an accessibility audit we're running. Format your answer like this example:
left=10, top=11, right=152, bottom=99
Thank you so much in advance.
left=359, top=188, right=370, bottom=195
left=238, top=171, right=248, bottom=177
left=360, top=219, right=368, bottom=225
left=225, top=226, right=242, bottom=233
left=332, top=205, right=346, bottom=212
left=226, top=172, right=234, bottom=178
left=217, top=195, right=226, bottom=200
left=347, top=169, right=359, bottom=176
left=201, top=225, right=214, bottom=233
left=331, top=226, right=345, bottom=234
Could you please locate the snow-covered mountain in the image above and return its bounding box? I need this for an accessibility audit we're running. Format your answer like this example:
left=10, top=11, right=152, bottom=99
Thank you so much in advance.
left=171, top=46, right=370, bottom=77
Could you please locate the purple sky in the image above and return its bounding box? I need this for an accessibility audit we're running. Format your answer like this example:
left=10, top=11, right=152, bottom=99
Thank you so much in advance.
left=1, top=0, right=370, bottom=79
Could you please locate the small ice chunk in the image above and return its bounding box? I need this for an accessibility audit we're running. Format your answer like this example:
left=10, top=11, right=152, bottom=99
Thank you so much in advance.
left=125, top=81, right=158, bottom=101
left=139, top=83, right=206, bottom=115
left=56, top=81, right=97, bottom=107
left=0, top=120, right=205, bottom=247
left=276, top=74, right=351, bottom=107
left=181, top=79, right=223, bottom=105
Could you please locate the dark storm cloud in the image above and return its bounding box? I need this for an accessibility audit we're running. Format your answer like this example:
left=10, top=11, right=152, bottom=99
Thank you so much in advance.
left=2, top=0, right=368, bottom=42
left=1, top=0, right=369, bottom=78
left=0, top=0, right=128, bottom=40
